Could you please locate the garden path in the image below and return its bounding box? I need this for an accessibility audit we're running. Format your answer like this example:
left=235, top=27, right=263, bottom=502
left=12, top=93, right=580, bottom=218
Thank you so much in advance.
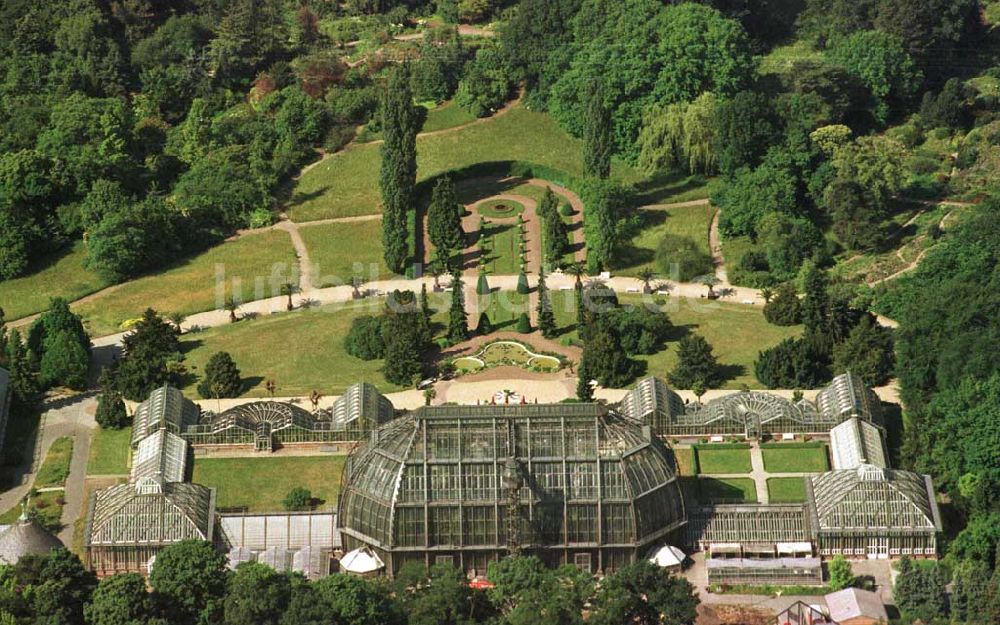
left=457, top=194, right=541, bottom=277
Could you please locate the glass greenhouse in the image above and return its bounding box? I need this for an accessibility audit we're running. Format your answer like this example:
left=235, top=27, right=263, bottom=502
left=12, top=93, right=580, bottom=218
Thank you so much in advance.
left=620, top=373, right=884, bottom=438
left=336, top=403, right=687, bottom=576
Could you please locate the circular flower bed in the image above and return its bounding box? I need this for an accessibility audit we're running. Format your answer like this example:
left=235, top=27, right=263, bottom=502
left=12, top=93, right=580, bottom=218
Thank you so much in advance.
left=476, top=198, right=525, bottom=219
left=451, top=340, right=562, bottom=374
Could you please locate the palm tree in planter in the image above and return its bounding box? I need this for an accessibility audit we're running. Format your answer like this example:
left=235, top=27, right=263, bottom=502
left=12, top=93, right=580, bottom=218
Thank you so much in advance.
left=566, top=261, right=586, bottom=286
left=166, top=312, right=185, bottom=334
left=637, top=268, right=658, bottom=294
left=699, top=275, right=720, bottom=298
left=280, top=282, right=296, bottom=311
left=423, top=387, right=436, bottom=406
left=224, top=297, right=239, bottom=323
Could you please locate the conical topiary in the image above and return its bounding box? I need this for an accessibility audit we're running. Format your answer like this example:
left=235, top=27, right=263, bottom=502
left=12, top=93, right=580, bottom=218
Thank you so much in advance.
left=516, top=272, right=530, bottom=294
left=477, top=271, right=490, bottom=295
left=516, top=312, right=532, bottom=333
left=476, top=312, right=492, bottom=335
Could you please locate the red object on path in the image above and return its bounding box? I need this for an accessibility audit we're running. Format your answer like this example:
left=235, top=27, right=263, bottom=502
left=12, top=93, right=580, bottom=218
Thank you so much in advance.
left=468, top=578, right=494, bottom=590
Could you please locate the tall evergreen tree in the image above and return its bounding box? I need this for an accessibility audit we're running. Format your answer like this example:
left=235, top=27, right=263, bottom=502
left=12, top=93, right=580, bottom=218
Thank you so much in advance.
left=583, top=81, right=612, bottom=179
left=668, top=334, right=722, bottom=389
left=800, top=261, right=830, bottom=348
left=5, top=329, right=39, bottom=414
left=447, top=273, right=469, bottom=342
left=115, top=309, right=183, bottom=401
left=427, top=177, right=464, bottom=267
left=536, top=268, right=556, bottom=338
left=380, top=64, right=419, bottom=273
left=951, top=559, right=991, bottom=623
left=382, top=290, right=425, bottom=386
left=539, top=187, right=569, bottom=265
left=197, top=351, right=242, bottom=399
left=419, top=283, right=433, bottom=344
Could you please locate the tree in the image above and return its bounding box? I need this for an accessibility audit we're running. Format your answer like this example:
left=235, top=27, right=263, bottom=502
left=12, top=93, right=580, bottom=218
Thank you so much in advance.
left=516, top=313, right=532, bottom=334
left=427, top=177, right=464, bottom=266
left=95, top=391, right=129, bottom=430
left=668, top=334, right=721, bottom=389
left=344, top=316, right=384, bottom=360
left=580, top=321, right=642, bottom=388
left=655, top=235, right=712, bottom=283
left=754, top=337, right=830, bottom=389
left=115, top=309, right=182, bottom=401
left=824, top=178, right=884, bottom=252
left=282, top=487, right=312, bottom=511
left=951, top=559, right=991, bottom=623
left=536, top=268, right=556, bottom=338
left=149, top=540, right=228, bottom=625
left=830, top=135, right=907, bottom=207
left=712, top=91, right=779, bottom=176
left=24, top=549, right=98, bottom=625
left=84, top=572, right=155, bottom=625
left=763, top=283, right=802, bottom=326
left=583, top=82, right=612, bottom=179
left=172, top=146, right=274, bottom=231
left=382, top=290, right=426, bottom=386
left=455, top=43, right=512, bottom=118
left=497, top=0, right=579, bottom=107
left=516, top=272, right=530, bottom=295
left=638, top=93, right=718, bottom=175
left=588, top=560, right=698, bottom=625
left=476, top=271, right=491, bottom=295
left=894, top=557, right=947, bottom=622
left=549, top=1, right=754, bottom=162
left=197, top=352, right=242, bottom=400
left=312, top=574, right=401, bottom=625
left=5, top=330, right=40, bottom=414
left=800, top=262, right=830, bottom=348
left=920, top=77, right=969, bottom=130
left=423, top=388, right=436, bottom=406
left=582, top=179, right=635, bottom=272
left=830, top=31, right=921, bottom=125
left=827, top=555, right=854, bottom=591
left=539, top=188, right=570, bottom=266
left=873, top=0, right=979, bottom=77
left=714, top=157, right=798, bottom=238
left=279, top=283, right=295, bottom=311
left=400, top=563, right=497, bottom=625
left=832, top=316, right=895, bottom=386
left=476, top=312, right=493, bottom=335
left=224, top=297, right=239, bottom=324
left=448, top=273, right=469, bottom=342
left=224, top=562, right=290, bottom=625
left=39, top=330, right=89, bottom=390
left=380, top=64, right=419, bottom=273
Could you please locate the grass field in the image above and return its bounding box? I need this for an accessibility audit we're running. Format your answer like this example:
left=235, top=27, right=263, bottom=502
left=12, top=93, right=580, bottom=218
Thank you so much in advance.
left=73, top=231, right=298, bottom=336
left=35, top=437, right=74, bottom=488
left=480, top=221, right=524, bottom=274
left=0, top=241, right=110, bottom=321
left=632, top=172, right=720, bottom=206
left=287, top=105, right=642, bottom=221
left=617, top=204, right=715, bottom=277
left=761, top=444, right=830, bottom=473
left=298, top=219, right=395, bottom=288
left=673, top=447, right=697, bottom=476
left=191, top=455, right=346, bottom=512
left=179, top=300, right=410, bottom=397
left=476, top=290, right=530, bottom=330
left=767, top=477, right=808, bottom=503
left=422, top=100, right=478, bottom=133
left=86, top=427, right=132, bottom=476
left=696, top=446, right=752, bottom=474
left=698, top=477, right=757, bottom=503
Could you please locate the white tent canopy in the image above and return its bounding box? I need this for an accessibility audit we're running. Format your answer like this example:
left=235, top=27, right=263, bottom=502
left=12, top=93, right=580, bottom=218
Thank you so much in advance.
left=340, top=547, right=385, bottom=574
left=648, top=544, right=686, bottom=569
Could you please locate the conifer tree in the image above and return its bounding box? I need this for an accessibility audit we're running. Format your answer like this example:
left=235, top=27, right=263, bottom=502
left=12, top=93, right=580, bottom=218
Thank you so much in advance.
left=536, top=268, right=556, bottom=338
left=419, top=283, right=432, bottom=343
left=380, top=65, right=419, bottom=273
left=668, top=334, right=722, bottom=389
left=801, top=261, right=830, bottom=347
left=197, top=351, right=242, bottom=399
left=427, top=177, right=463, bottom=267
left=447, top=272, right=469, bottom=342
left=583, top=82, right=613, bottom=179
left=5, top=329, right=39, bottom=413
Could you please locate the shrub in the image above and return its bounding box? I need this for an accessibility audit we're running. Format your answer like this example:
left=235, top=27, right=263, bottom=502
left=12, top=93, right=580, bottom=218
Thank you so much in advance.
left=282, top=487, right=312, bottom=511
left=476, top=312, right=492, bottom=335
left=197, top=352, right=243, bottom=399
left=516, top=272, right=529, bottom=294
left=763, top=284, right=802, bottom=326
left=516, top=313, right=532, bottom=333
left=95, top=392, right=129, bottom=429
left=476, top=272, right=491, bottom=295
left=344, top=316, right=385, bottom=360
left=755, top=338, right=830, bottom=389
left=560, top=202, right=574, bottom=217
left=248, top=207, right=275, bottom=229
left=323, top=124, right=356, bottom=152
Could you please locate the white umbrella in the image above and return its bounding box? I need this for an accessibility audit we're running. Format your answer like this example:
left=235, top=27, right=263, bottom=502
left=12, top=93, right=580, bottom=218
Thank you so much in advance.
left=647, top=544, right=686, bottom=569
left=340, top=547, right=385, bottom=574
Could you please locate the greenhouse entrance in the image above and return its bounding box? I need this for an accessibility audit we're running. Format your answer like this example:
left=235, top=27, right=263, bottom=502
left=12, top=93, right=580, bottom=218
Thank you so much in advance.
left=867, top=537, right=889, bottom=559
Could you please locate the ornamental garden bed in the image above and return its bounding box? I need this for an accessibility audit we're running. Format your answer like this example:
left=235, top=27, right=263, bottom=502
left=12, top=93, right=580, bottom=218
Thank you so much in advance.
left=452, top=340, right=563, bottom=374
left=476, top=198, right=525, bottom=218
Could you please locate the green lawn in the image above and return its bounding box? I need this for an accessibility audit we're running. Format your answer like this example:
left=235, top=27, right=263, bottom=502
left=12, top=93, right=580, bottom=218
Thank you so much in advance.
left=422, top=100, right=478, bottom=133
left=179, top=300, right=410, bottom=398
left=617, top=204, right=715, bottom=277
left=697, top=477, right=757, bottom=504
left=73, top=231, right=298, bottom=336
left=0, top=241, right=110, bottom=321
left=767, top=477, right=808, bottom=503
left=673, top=447, right=697, bottom=476
left=761, top=444, right=830, bottom=473
left=479, top=221, right=525, bottom=275
left=86, top=427, right=133, bottom=476
left=35, top=437, right=74, bottom=488
left=298, top=219, right=395, bottom=287
left=287, top=105, right=642, bottom=221
left=695, top=446, right=752, bottom=474
left=632, top=172, right=720, bottom=206
left=191, top=456, right=346, bottom=512
left=476, top=290, right=530, bottom=330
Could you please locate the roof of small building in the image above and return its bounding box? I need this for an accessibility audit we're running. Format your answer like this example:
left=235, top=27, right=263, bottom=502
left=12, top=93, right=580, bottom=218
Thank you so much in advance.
left=0, top=514, right=63, bottom=564
left=809, top=465, right=941, bottom=532
left=87, top=481, right=215, bottom=546
left=131, top=429, right=188, bottom=485
left=131, top=385, right=200, bottom=447
left=825, top=588, right=888, bottom=623
left=829, top=417, right=887, bottom=471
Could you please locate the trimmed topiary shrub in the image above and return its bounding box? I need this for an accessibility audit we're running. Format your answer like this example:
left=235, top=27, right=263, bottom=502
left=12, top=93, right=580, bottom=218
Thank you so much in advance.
left=516, top=313, right=532, bottom=333
left=477, top=272, right=491, bottom=295
left=560, top=202, right=574, bottom=217
left=476, top=312, right=493, bottom=335
left=516, top=272, right=529, bottom=294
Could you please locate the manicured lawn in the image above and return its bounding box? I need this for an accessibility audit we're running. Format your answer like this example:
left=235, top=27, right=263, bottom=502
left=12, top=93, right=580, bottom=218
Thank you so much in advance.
left=0, top=490, right=64, bottom=531
left=422, top=100, right=478, bottom=133
left=767, top=477, right=808, bottom=503
left=761, top=444, right=830, bottom=473
left=0, top=241, right=110, bottom=321
left=697, top=477, right=757, bottom=504
left=86, top=427, right=133, bottom=476
left=673, top=447, right=697, bottom=476
left=298, top=219, right=395, bottom=287
left=191, top=455, right=346, bottom=512
left=287, top=105, right=642, bottom=221
left=479, top=221, right=525, bottom=275
left=73, top=231, right=298, bottom=336
left=179, top=300, right=410, bottom=398
left=632, top=172, right=720, bottom=206
left=477, top=199, right=525, bottom=218
left=35, top=437, right=74, bottom=488
left=475, top=290, right=530, bottom=330
left=617, top=204, right=715, bottom=277
left=696, top=446, right=752, bottom=474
